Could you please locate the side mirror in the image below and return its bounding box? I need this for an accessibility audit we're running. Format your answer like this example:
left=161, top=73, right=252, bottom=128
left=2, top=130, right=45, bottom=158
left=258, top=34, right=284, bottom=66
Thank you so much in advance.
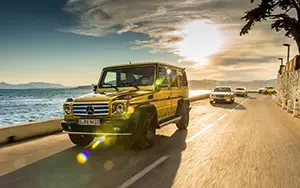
left=154, top=84, right=161, bottom=92
left=92, top=84, right=97, bottom=92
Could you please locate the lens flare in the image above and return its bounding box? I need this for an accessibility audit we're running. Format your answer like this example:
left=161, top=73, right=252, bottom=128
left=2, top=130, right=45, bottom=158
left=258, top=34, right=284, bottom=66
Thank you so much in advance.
left=104, top=160, right=114, bottom=171
left=167, top=69, right=172, bottom=74
left=91, top=136, right=105, bottom=149
left=127, top=106, right=135, bottom=114
left=76, top=150, right=90, bottom=164
left=155, top=78, right=164, bottom=86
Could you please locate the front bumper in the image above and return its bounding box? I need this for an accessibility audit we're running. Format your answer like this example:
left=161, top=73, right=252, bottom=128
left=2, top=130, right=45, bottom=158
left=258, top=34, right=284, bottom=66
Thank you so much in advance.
left=210, top=96, right=232, bottom=102
left=235, top=92, right=247, bottom=96
left=210, top=98, right=232, bottom=102
left=61, top=120, right=132, bottom=136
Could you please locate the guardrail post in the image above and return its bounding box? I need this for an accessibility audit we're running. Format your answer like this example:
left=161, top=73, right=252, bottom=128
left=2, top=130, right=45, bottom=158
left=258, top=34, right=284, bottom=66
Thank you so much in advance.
left=287, top=100, right=292, bottom=113
left=276, top=96, right=280, bottom=105
left=282, top=98, right=286, bottom=110
left=272, top=95, right=276, bottom=102
left=293, top=99, right=299, bottom=117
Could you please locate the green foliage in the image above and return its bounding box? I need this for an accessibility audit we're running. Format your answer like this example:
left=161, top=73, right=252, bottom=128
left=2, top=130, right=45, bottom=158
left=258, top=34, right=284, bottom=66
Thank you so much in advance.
left=240, top=0, right=300, bottom=53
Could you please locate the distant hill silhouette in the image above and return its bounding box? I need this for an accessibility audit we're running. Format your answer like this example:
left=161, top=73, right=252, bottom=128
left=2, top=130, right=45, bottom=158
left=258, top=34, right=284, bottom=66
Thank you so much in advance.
left=0, top=82, right=69, bottom=89
left=73, top=85, right=93, bottom=90
left=188, top=79, right=277, bottom=90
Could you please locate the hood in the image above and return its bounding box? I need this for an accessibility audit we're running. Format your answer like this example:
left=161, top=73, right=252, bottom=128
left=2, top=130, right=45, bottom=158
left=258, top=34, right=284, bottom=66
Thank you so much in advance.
left=235, top=90, right=246, bottom=93
left=211, top=92, right=232, bottom=95
left=73, top=89, right=154, bottom=102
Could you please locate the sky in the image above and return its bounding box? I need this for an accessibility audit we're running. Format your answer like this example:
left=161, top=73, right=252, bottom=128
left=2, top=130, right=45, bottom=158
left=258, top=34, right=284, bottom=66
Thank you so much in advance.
left=0, top=0, right=299, bottom=86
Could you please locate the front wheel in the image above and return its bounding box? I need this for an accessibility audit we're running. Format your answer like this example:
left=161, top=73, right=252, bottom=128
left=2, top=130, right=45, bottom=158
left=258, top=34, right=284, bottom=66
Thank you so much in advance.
left=68, top=134, right=94, bottom=147
left=176, top=103, right=190, bottom=129
left=131, top=112, right=156, bottom=150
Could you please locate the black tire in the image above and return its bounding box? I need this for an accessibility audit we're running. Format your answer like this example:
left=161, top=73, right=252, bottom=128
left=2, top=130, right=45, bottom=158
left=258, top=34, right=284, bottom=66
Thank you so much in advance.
left=131, top=111, right=156, bottom=150
left=231, top=99, right=234, bottom=104
left=176, top=102, right=190, bottom=129
left=68, top=134, right=94, bottom=147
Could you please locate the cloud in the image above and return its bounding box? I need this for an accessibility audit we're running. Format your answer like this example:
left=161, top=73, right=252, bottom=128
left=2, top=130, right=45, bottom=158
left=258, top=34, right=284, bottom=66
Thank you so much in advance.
left=61, top=0, right=299, bottom=80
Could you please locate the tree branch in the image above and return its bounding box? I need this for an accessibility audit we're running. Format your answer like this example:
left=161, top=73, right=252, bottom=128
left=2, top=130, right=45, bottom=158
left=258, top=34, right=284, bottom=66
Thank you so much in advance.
left=270, top=13, right=300, bottom=41
left=289, top=0, right=300, bottom=20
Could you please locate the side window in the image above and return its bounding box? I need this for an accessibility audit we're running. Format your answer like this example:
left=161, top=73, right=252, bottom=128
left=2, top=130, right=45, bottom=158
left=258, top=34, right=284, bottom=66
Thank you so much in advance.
left=103, top=71, right=117, bottom=87
left=178, top=70, right=188, bottom=87
left=157, top=67, right=169, bottom=87
left=169, top=69, right=178, bottom=87
left=120, top=72, right=126, bottom=81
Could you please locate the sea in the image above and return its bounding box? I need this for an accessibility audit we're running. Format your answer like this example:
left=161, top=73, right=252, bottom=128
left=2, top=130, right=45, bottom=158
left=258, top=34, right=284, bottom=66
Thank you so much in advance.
left=0, top=89, right=210, bottom=127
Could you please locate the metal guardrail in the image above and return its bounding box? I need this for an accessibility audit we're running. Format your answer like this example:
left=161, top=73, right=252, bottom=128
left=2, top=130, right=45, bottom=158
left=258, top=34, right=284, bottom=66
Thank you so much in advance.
left=189, top=93, right=210, bottom=102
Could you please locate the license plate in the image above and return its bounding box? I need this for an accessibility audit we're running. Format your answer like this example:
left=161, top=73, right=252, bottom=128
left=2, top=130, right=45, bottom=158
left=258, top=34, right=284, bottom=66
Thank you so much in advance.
left=78, top=119, right=100, bottom=126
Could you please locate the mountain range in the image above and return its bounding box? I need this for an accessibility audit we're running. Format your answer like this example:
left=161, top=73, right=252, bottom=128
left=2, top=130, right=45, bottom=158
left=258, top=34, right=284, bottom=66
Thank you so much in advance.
left=0, top=79, right=277, bottom=90
left=188, top=79, right=277, bottom=90
left=0, top=82, right=69, bottom=89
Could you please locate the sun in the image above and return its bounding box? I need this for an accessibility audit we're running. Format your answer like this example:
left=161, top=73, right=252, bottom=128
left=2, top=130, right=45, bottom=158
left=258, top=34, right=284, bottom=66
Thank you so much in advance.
left=178, top=20, right=223, bottom=66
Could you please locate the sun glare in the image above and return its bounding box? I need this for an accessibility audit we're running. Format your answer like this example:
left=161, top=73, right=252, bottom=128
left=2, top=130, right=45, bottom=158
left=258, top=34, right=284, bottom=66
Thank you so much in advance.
left=178, top=20, right=223, bottom=66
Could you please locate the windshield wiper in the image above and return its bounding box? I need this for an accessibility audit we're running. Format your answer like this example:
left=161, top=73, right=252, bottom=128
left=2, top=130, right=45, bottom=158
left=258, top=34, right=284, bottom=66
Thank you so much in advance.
left=103, top=83, right=119, bottom=91
left=120, top=83, right=140, bottom=90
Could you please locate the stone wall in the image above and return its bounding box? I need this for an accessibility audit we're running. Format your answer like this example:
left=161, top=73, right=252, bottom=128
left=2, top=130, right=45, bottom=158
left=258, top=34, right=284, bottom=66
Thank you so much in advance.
left=277, top=55, right=300, bottom=102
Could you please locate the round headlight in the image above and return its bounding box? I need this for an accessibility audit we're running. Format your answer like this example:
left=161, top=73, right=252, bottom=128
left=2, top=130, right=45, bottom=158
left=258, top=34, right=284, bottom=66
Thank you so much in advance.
left=116, top=103, right=125, bottom=114
left=64, top=104, right=72, bottom=115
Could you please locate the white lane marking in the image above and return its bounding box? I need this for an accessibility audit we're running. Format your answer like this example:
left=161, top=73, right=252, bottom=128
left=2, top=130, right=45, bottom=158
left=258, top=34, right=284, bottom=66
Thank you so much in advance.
left=186, top=123, right=214, bottom=143
left=187, top=97, right=250, bottom=143
left=240, top=98, right=249, bottom=104
left=117, top=156, right=170, bottom=188
left=217, top=114, right=228, bottom=121
left=229, top=97, right=249, bottom=113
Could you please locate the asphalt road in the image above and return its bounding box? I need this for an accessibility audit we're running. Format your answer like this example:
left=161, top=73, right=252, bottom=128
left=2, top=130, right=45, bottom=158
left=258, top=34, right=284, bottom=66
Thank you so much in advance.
left=1, top=94, right=300, bottom=188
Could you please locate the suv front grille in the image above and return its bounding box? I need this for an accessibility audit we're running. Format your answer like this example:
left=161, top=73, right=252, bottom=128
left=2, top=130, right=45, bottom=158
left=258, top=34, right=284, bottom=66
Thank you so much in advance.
left=73, top=104, right=109, bottom=116
left=216, top=94, right=225, bottom=98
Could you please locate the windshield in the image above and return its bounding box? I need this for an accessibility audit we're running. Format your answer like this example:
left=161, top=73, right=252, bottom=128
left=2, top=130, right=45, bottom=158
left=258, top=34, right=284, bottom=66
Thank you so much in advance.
left=99, top=66, right=155, bottom=88
left=236, top=88, right=245, bottom=90
left=214, top=87, right=231, bottom=92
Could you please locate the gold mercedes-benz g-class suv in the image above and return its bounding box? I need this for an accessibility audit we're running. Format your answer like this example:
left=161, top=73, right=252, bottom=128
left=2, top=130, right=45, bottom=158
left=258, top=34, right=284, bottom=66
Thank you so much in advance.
left=61, top=62, right=190, bottom=149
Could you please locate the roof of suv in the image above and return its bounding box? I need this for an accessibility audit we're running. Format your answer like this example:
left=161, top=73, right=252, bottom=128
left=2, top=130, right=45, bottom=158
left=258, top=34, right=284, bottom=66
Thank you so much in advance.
left=103, top=62, right=184, bottom=70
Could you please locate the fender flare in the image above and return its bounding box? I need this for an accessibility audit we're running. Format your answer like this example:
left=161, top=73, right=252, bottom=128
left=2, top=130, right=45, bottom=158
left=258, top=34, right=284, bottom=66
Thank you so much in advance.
left=129, top=103, right=158, bottom=133
left=176, top=99, right=191, bottom=116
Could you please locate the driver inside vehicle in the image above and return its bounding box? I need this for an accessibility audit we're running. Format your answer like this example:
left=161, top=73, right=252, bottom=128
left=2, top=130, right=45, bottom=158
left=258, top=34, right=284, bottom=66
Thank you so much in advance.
left=141, top=76, right=149, bottom=85
left=138, top=71, right=154, bottom=86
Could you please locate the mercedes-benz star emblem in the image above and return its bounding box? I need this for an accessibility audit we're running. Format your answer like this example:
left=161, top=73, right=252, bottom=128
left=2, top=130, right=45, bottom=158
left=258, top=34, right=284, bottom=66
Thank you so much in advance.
left=86, top=105, right=95, bottom=115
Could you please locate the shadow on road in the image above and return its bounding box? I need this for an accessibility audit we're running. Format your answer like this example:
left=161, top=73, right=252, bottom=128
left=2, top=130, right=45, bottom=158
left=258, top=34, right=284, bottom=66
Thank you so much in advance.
left=130, top=129, right=187, bottom=188
left=211, top=102, right=247, bottom=110
left=0, top=128, right=187, bottom=188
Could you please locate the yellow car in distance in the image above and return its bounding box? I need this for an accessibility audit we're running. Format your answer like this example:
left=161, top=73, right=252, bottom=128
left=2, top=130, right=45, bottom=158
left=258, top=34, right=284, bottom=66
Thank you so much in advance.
left=61, top=62, right=190, bottom=149
left=263, top=87, right=276, bottom=94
